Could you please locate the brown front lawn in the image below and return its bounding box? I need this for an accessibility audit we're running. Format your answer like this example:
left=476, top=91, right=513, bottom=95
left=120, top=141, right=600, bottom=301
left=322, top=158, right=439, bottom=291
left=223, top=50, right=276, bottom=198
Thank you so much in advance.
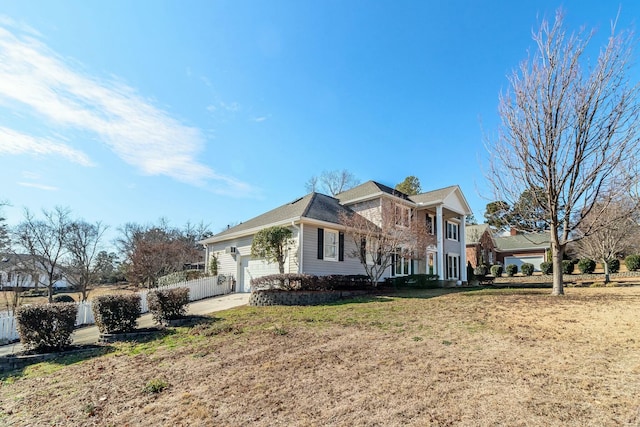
left=1, top=287, right=639, bottom=426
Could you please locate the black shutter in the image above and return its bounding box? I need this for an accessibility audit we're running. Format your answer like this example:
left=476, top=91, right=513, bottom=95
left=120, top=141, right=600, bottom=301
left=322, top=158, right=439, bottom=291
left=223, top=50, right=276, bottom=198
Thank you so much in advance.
left=317, top=228, right=324, bottom=260
left=339, top=232, right=344, bottom=261
left=377, top=247, right=382, bottom=265
left=360, top=238, right=366, bottom=261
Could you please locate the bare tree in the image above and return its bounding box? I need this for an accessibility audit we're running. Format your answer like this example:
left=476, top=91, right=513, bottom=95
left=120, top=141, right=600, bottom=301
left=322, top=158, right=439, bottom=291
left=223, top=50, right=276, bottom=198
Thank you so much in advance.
left=306, top=169, right=359, bottom=196
left=575, top=198, right=640, bottom=282
left=487, top=10, right=640, bottom=295
left=339, top=200, right=432, bottom=285
left=13, top=207, right=71, bottom=302
left=64, top=220, right=108, bottom=301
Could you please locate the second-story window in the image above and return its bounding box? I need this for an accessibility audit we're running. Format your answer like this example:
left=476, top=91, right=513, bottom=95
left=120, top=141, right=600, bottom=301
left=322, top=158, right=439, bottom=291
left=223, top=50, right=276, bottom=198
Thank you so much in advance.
left=446, top=221, right=459, bottom=241
left=426, top=214, right=435, bottom=235
left=395, top=204, right=411, bottom=227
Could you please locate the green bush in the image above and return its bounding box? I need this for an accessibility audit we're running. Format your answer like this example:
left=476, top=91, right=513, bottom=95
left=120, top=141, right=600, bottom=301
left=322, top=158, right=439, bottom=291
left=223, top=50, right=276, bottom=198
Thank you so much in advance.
left=466, top=262, right=475, bottom=281
left=15, top=303, right=78, bottom=353
left=386, top=274, right=440, bottom=289
left=53, top=295, right=75, bottom=303
left=473, top=265, right=489, bottom=278
left=606, top=258, right=620, bottom=273
left=562, top=260, right=575, bottom=275
left=625, top=254, right=640, bottom=272
left=92, top=294, right=141, bottom=334
left=490, top=265, right=503, bottom=277
left=521, top=263, right=534, bottom=276
left=505, top=264, right=518, bottom=276
left=540, top=261, right=553, bottom=275
left=147, top=288, right=190, bottom=325
left=577, top=258, right=596, bottom=274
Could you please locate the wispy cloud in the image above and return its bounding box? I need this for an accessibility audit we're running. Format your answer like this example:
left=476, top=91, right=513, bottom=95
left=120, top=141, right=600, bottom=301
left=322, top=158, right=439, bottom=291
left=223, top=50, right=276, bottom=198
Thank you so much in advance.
left=0, top=126, right=94, bottom=166
left=18, top=182, right=58, bottom=191
left=252, top=116, right=268, bottom=123
left=0, top=17, right=255, bottom=194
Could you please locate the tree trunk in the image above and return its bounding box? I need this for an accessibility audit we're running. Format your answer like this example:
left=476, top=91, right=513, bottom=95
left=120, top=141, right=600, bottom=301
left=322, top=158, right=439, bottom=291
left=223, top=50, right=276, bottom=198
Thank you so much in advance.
left=603, top=258, right=610, bottom=284
left=551, top=241, right=564, bottom=296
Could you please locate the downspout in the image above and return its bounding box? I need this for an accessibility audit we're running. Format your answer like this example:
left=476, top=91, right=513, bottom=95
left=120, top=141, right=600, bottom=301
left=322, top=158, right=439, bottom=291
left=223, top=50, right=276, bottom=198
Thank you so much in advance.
left=291, top=221, right=303, bottom=274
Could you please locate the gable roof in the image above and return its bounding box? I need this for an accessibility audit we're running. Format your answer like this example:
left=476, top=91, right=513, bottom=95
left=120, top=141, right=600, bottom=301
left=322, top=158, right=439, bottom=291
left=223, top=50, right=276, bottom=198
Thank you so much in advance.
left=465, top=223, right=491, bottom=245
left=409, top=185, right=458, bottom=205
left=200, top=192, right=353, bottom=244
left=493, top=233, right=550, bottom=252
left=336, top=180, right=410, bottom=203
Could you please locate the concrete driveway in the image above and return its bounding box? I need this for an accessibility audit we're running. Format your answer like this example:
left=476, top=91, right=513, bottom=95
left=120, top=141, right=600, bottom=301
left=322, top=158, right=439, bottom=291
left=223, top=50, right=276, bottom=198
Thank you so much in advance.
left=0, top=292, right=250, bottom=357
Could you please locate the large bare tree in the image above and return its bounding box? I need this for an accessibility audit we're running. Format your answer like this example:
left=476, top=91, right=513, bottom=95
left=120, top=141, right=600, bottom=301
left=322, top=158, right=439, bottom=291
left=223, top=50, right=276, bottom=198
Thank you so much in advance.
left=487, top=10, right=640, bottom=295
left=13, top=207, right=71, bottom=302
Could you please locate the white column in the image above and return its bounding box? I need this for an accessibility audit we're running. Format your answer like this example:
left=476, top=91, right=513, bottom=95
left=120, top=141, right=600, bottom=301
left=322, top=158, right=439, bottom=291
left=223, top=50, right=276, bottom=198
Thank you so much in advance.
left=436, top=206, right=444, bottom=279
left=460, top=215, right=467, bottom=283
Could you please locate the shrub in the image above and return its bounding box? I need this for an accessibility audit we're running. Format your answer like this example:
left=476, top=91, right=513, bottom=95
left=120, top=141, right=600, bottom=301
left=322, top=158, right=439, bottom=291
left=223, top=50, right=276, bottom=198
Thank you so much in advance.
left=15, top=303, right=78, bottom=353
left=540, top=261, right=553, bottom=275
left=606, top=258, right=620, bottom=273
left=562, top=260, right=575, bottom=275
left=143, top=378, right=169, bottom=394
left=625, top=254, right=640, bottom=272
left=466, top=262, right=475, bottom=281
left=92, top=294, right=141, bottom=334
left=521, top=263, right=534, bottom=276
left=53, top=295, right=75, bottom=303
left=147, top=288, right=190, bottom=325
left=577, top=258, right=596, bottom=274
left=473, top=265, right=489, bottom=278
left=505, top=264, right=518, bottom=277
left=490, top=265, right=503, bottom=277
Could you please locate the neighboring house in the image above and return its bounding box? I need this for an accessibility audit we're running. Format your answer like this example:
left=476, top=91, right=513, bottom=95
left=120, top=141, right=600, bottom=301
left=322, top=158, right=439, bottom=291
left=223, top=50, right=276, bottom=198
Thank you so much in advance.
left=494, top=230, right=550, bottom=272
left=465, top=224, right=496, bottom=268
left=200, top=181, right=472, bottom=292
left=0, top=254, right=69, bottom=290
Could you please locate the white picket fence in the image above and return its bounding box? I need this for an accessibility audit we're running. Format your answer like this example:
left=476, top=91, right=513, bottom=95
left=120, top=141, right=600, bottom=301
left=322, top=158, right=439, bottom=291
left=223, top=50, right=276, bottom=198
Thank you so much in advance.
left=0, top=275, right=233, bottom=344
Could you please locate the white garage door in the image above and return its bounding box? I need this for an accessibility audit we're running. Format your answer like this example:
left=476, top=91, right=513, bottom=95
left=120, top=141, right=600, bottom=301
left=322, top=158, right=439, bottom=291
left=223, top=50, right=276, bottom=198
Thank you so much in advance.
left=504, top=256, right=545, bottom=272
left=239, top=257, right=280, bottom=292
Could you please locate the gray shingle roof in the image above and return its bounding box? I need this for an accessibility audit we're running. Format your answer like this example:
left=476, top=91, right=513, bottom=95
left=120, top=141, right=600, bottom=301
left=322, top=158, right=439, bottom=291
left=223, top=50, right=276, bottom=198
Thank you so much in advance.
left=200, top=193, right=353, bottom=244
left=336, top=180, right=410, bottom=203
left=465, top=223, right=491, bottom=244
left=493, top=233, right=550, bottom=251
left=409, top=185, right=458, bottom=205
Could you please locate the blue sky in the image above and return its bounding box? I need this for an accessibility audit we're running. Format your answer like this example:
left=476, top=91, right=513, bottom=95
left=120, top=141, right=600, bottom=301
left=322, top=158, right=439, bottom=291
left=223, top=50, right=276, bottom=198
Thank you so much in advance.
left=1, top=1, right=639, bottom=241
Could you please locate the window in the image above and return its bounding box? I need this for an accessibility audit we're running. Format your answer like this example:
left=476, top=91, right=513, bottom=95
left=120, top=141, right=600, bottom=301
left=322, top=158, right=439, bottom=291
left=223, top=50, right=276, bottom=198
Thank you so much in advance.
left=446, top=221, right=459, bottom=241
left=426, top=214, right=435, bottom=235
left=392, top=249, right=413, bottom=276
left=324, top=230, right=339, bottom=261
left=395, top=204, right=411, bottom=227
left=428, top=252, right=436, bottom=275
left=446, top=254, right=460, bottom=279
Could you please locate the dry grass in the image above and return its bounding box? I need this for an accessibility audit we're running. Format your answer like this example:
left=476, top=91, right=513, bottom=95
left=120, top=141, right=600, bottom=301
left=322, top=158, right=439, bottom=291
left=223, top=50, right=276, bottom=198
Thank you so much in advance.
left=2, top=287, right=640, bottom=426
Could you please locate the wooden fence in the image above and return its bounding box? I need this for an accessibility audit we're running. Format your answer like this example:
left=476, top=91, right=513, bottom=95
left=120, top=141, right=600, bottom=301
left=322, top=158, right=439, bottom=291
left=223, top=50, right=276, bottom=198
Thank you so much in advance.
left=0, top=275, right=233, bottom=344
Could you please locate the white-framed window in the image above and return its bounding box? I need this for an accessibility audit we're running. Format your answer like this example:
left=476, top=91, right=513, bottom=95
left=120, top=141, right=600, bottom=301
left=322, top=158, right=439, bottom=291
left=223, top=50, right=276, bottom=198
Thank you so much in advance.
left=446, top=221, right=459, bottom=241
left=395, top=204, right=411, bottom=228
left=426, top=214, right=435, bottom=235
left=393, top=248, right=413, bottom=276
left=324, top=229, right=339, bottom=261
left=427, top=251, right=437, bottom=275
left=446, top=253, right=460, bottom=280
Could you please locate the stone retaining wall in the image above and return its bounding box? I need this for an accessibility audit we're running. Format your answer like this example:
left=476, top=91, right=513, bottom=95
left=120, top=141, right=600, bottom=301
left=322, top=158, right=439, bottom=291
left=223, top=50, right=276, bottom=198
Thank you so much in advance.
left=249, top=290, right=368, bottom=306
left=0, top=347, right=102, bottom=373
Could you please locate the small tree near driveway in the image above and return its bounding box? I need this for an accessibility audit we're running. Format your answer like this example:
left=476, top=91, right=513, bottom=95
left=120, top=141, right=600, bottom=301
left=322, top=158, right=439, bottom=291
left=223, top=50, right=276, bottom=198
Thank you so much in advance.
left=250, top=226, right=293, bottom=274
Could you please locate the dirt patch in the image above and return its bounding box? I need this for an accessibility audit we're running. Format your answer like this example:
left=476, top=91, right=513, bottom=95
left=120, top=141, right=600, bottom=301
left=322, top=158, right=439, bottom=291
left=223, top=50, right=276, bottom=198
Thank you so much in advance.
left=1, top=287, right=640, bottom=426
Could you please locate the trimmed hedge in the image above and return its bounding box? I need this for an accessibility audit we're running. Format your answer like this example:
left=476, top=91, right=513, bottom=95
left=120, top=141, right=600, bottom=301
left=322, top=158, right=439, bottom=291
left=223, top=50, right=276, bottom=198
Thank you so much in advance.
left=386, top=274, right=440, bottom=289
left=562, top=260, right=575, bottom=275
left=505, top=264, right=518, bottom=277
left=473, top=265, right=489, bottom=279
left=53, top=295, right=75, bottom=303
left=540, top=261, right=553, bottom=275
left=490, top=265, right=503, bottom=277
left=577, top=258, right=596, bottom=274
left=92, top=294, right=141, bottom=334
left=251, top=274, right=371, bottom=291
left=15, top=303, right=78, bottom=353
left=607, top=258, right=620, bottom=273
left=147, top=288, right=190, bottom=325
left=625, top=254, right=640, bottom=272
left=520, top=263, right=534, bottom=276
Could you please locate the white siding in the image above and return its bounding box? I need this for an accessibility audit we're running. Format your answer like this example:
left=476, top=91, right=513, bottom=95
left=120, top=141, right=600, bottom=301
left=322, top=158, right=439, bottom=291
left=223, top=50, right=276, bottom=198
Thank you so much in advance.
left=301, top=225, right=367, bottom=276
